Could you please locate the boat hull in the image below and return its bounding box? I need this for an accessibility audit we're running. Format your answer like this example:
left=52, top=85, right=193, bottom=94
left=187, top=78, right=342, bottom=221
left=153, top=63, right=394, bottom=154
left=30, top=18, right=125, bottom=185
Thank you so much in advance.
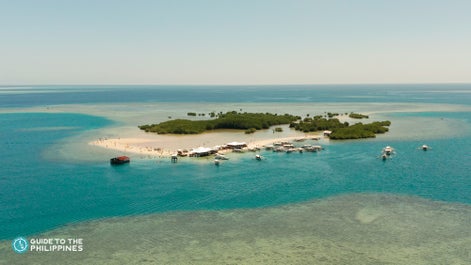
left=110, top=156, right=130, bottom=165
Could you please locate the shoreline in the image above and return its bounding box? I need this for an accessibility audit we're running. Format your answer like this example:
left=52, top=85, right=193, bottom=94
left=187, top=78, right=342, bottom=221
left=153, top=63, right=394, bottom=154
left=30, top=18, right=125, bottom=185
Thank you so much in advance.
left=89, top=133, right=324, bottom=158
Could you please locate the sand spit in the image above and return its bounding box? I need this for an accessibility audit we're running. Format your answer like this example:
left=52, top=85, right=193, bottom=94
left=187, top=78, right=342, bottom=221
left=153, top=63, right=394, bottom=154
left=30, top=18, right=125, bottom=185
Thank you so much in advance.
left=89, top=135, right=321, bottom=158
left=1, top=193, right=470, bottom=264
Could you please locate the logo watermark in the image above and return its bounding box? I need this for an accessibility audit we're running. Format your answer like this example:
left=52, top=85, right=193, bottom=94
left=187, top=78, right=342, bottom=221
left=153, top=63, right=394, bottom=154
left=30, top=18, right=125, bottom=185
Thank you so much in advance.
left=12, top=237, right=29, bottom=254
left=12, top=237, right=84, bottom=253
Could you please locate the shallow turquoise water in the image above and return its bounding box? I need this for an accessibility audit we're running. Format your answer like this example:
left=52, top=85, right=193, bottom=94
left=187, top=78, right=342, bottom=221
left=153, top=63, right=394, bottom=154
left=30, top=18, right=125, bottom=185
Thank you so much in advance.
left=1, top=108, right=470, bottom=239
left=1, top=84, right=470, bottom=241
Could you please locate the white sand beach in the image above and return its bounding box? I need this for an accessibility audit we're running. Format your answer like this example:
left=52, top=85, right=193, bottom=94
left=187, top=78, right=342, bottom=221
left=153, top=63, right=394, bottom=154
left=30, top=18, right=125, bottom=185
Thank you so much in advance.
left=89, top=133, right=323, bottom=157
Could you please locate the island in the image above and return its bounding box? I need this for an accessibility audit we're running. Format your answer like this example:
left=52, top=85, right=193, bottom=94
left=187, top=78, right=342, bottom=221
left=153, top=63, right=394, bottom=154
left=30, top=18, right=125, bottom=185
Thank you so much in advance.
left=348, top=112, right=369, bottom=119
left=139, top=111, right=391, bottom=140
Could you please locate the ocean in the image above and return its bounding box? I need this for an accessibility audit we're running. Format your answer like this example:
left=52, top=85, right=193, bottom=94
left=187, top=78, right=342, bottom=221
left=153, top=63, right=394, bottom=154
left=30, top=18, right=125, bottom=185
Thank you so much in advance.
left=0, top=84, right=470, bottom=264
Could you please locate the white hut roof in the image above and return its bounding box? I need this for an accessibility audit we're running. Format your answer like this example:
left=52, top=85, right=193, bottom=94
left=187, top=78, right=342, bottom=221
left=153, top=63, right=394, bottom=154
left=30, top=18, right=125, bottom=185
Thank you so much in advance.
left=191, top=147, right=213, bottom=153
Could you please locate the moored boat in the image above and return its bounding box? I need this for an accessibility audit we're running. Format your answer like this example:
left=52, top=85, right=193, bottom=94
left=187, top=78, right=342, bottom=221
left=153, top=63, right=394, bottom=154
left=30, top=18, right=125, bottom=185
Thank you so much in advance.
left=215, top=154, right=229, bottom=160
left=247, top=147, right=260, bottom=152
left=110, top=156, right=130, bottom=165
left=304, top=145, right=323, bottom=152
left=312, top=145, right=323, bottom=151
left=286, top=148, right=296, bottom=153
left=273, top=147, right=285, bottom=152
left=421, top=144, right=429, bottom=151
left=264, top=144, right=274, bottom=150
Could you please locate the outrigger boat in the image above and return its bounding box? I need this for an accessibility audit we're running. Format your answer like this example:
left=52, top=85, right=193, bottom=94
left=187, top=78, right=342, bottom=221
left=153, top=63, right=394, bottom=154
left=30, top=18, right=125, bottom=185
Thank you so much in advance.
left=264, top=144, right=274, bottom=150
left=215, top=154, right=229, bottom=160
left=303, top=145, right=323, bottom=152
left=382, top=146, right=394, bottom=155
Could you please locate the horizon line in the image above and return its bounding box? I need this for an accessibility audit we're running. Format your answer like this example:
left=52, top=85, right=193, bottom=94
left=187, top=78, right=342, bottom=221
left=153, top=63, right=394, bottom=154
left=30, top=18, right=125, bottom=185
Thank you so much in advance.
left=1, top=81, right=470, bottom=87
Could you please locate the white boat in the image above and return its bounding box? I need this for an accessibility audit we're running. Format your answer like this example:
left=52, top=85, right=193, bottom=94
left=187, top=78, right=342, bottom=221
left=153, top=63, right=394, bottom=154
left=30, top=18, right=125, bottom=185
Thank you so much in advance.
left=215, top=154, right=229, bottom=160
left=255, top=154, right=262, bottom=160
left=171, top=154, right=178, bottom=162
left=383, top=146, right=394, bottom=155
left=304, top=145, right=322, bottom=152
left=286, top=148, right=297, bottom=153
left=304, top=147, right=318, bottom=152
left=421, top=144, right=429, bottom=151
left=248, top=147, right=260, bottom=152
left=264, top=144, right=274, bottom=150
left=273, top=147, right=285, bottom=152
left=214, top=159, right=220, bottom=166
left=312, top=145, right=323, bottom=151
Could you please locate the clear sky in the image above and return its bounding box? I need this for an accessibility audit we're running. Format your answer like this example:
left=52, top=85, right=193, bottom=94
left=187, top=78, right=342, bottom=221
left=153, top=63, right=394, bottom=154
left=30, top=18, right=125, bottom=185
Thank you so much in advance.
left=1, top=0, right=470, bottom=85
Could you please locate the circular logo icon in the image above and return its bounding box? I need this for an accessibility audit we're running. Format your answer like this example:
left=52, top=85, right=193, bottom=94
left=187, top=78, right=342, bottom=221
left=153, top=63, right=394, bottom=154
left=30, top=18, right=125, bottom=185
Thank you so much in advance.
left=12, top=237, right=29, bottom=254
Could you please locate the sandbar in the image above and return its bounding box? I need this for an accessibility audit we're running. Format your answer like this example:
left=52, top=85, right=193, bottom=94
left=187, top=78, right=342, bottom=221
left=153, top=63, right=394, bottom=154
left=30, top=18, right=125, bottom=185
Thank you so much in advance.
left=89, top=132, right=323, bottom=157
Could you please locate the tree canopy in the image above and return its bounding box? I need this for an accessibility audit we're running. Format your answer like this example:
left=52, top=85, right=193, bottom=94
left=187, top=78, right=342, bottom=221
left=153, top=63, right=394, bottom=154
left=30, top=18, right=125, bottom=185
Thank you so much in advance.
left=139, top=111, right=300, bottom=134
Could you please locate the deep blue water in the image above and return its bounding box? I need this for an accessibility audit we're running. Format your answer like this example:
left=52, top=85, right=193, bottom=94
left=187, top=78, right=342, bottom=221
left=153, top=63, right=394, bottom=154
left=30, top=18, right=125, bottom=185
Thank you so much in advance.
left=0, top=85, right=470, bottom=239
left=1, top=84, right=470, bottom=107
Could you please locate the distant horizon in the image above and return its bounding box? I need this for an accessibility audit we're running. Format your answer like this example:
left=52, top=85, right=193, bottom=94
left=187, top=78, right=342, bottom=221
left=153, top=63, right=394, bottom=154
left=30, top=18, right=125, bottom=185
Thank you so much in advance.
left=1, top=82, right=471, bottom=87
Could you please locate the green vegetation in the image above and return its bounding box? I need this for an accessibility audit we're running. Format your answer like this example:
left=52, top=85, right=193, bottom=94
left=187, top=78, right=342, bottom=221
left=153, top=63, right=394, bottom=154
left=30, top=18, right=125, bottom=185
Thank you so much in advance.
left=329, top=121, right=390, bottom=139
left=290, top=117, right=348, bottom=133
left=140, top=110, right=390, bottom=139
left=139, top=111, right=300, bottom=134
left=349, top=112, right=369, bottom=119
left=291, top=116, right=391, bottom=139
left=327, top=112, right=339, bottom=118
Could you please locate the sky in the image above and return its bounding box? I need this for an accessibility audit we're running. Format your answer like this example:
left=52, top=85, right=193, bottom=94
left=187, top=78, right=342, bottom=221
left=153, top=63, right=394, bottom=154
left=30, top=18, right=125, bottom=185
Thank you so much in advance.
left=0, top=0, right=470, bottom=85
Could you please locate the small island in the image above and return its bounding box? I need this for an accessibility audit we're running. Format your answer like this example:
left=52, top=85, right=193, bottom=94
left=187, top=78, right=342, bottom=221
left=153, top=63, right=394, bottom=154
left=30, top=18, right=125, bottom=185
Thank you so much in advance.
left=139, top=111, right=391, bottom=140
left=348, top=112, right=369, bottom=119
